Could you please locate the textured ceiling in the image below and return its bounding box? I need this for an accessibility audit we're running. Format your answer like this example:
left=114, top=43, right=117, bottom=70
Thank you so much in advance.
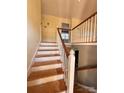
left=41, top=0, right=97, bottom=20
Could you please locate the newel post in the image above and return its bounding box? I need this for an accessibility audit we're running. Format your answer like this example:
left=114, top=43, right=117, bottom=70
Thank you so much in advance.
left=68, top=49, right=75, bottom=93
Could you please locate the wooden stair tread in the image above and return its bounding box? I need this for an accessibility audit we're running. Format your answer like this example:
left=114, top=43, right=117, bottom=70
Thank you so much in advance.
left=35, top=54, right=60, bottom=58
left=40, top=45, right=58, bottom=47
left=41, top=42, right=57, bottom=43
left=28, top=68, right=63, bottom=81
left=27, top=79, right=66, bottom=93
left=32, top=60, right=62, bottom=67
left=38, top=49, right=59, bottom=51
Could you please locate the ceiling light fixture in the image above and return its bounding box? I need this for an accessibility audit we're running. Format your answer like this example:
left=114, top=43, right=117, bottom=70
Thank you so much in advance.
left=78, top=0, right=80, bottom=2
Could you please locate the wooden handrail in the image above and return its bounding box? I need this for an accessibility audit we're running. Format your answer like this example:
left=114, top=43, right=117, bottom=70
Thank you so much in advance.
left=57, top=28, right=70, bottom=57
left=71, top=12, right=97, bottom=30
left=76, top=64, right=97, bottom=71
left=58, top=27, right=71, bottom=31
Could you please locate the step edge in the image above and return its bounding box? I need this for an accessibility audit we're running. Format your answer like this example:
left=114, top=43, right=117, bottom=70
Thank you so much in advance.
left=31, top=64, right=62, bottom=72
left=35, top=54, right=60, bottom=58
left=28, top=79, right=67, bottom=93
left=27, top=74, right=64, bottom=87
left=28, top=68, right=64, bottom=81
left=32, top=61, right=62, bottom=67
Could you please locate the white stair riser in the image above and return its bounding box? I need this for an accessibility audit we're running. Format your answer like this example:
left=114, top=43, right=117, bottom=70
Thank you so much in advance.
left=40, top=43, right=57, bottom=45
left=37, top=51, right=59, bottom=55
left=39, top=47, right=58, bottom=50
left=31, top=64, right=62, bottom=72
left=34, top=56, right=61, bottom=62
left=59, top=91, right=66, bottom=93
left=27, top=74, right=64, bottom=87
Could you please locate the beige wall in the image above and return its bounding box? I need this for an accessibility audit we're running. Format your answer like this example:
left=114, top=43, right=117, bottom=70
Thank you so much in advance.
left=41, top=15, right=82, bottom=42
left=71, top=18, right=81, bottom=28
left=71, top=18, right=81, bottom=42
left=72, top=45, right=97, bottom=88
left=27, top=0, right=41, bottom=69
left=41, top=15, right=72, bottom=42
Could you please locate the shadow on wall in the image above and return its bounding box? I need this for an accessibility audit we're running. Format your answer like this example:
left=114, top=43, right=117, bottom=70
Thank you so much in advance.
left=27, top=0, right=41, bottom=69
left=72, top=45, right=97, bottom=89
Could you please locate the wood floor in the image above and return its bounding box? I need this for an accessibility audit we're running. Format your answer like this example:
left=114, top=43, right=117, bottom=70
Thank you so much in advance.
left=74, top=84, right=94, bottom=93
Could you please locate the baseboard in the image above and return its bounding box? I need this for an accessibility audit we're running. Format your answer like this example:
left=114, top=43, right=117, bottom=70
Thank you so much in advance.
left=76, top=82, right=97, bottom=93
left=27, top=62, right=34, bottom=77
left=72, top=42, right=97, bottom=45
left=27, top=41, right=41, bottom=77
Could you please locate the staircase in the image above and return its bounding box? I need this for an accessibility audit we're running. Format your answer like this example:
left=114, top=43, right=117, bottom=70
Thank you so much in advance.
left=27, top=42, right=96, bottom=93
left=27, top=42, right=67, bottom=93
left=27, top=12, right=97, bottom=93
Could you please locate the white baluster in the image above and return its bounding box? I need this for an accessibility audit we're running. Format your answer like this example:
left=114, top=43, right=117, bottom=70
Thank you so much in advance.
left=95, top=14, right=97, bottom=42
left=79, top=27, right=82, bottom=42
left=80, top=25, right=83, bottom=42
left=90, top=17, right=93, bottom=42
left=93, top=14, right=97, bottom=42
left=87, top=19, right=90, bottom=42
left=82, top=24, right=84, bottom=42
left=84, top=22, right=87, bottom=42
left=89, top=18, right=92, bottom=42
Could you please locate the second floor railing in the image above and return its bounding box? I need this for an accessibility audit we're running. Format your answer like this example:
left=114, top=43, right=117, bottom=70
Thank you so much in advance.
left=71, top=12, right=97, bottom=43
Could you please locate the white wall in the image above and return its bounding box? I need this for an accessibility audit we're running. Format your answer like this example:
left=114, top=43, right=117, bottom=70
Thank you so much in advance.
left=27, top=0, right=41, bottom=69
